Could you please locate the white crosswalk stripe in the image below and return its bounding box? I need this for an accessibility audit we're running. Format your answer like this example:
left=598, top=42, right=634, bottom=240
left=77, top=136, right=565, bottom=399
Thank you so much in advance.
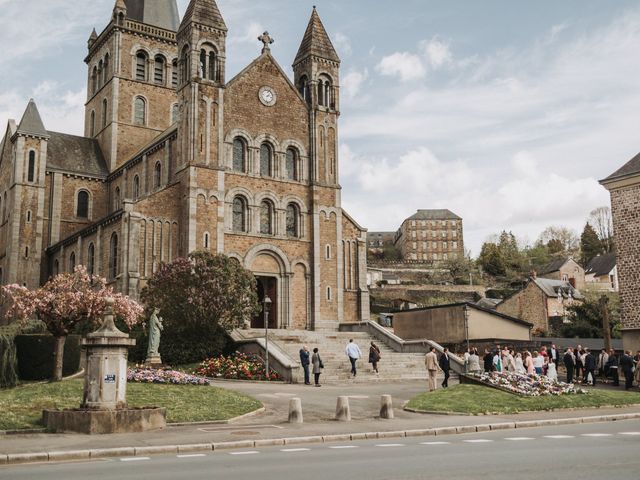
left=619, top=432, right=640, bottom=436
left=229, top=451, right=260, bottom=455
left=375, top=444, right=405, bottom=447
left=329, top=446, right=359, bottom=449
left=581, top=433, right=612, bottom=437
left=177, top=454, right=207, bottom=458
left=420, top=441, right=450, bottom=445
left=463, top=439, right=493, bottom=443
left=544, top=435, right=575, bottom=439
left=505, top=437, right=535, bottom=441
left=281, top=448, right=311, bottom=452
left=120, top=457, right=150, bottom=462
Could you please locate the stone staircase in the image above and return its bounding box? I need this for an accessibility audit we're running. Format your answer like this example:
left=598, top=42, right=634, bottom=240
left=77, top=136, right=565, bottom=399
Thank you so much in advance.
left=238, top=328, right=445, bottom=384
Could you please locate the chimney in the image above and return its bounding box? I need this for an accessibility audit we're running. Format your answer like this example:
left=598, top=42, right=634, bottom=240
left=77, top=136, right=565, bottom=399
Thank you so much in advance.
left=530, top=270, right=537, bottom=279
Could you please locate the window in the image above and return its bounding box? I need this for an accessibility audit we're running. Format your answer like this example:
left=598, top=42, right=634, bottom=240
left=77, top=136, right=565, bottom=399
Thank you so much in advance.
left=199, top=44, right=219, bottom=82
left=209, top=51, right=217, bottom=81
left=411, top=221, right=416, bottom=227
left=90, top=110, right=96, bottom=136
left=443, top=253, right=448, bottom=260
left=204, top=232, right=210, bottom=249
left=432, top=231, right=436, bottom=238
left=134, top=97, right=146, bottom=125
left=232, top=138, right=246, bottom=172
left=327, top=286, right=332, bottom=301
left=109, top=233, right=118, bottom=279
left=26, top=210, right=32, bottom=223
left=453, top=241, right=457, bottom=249
left=77, top=190, right=90, bottom=218
left=133, top=175, right=140, bottom=200
left=286, top=204, right=299, bottom=238
left=318, top=74, right=333, bottom=108
left=27, top=151, right=35, bottom=182
left=453, top=231, right=457, bottom=238
left=91, top=66, right=98, bottom=94
left=443, top=241, right=448, bottom=249
left=171, top=103, right=179, bottom=124
left=260, top=201, right=274, bottom=235
left=180, top=45, right=190, bottom=84
left=442, top=232, right=447, bottom=238
left=114, top=187, right=121, bottom=210
left=87, top=243, right=95, bottom=276
left=154, top=55, right=165, bottom=84
left=25, top=246, right=29, bottom=258
left=260, top=143, right=273, bottom=177
left=298, top=75, right=310, bottom=103
left=102, top=99, right=108, bottom=128
left=69, top=252, right=76, bottom=272
left=103, top=53, right=110, bottom=84
left=433, top=253, right=438, bottom=260
left=172, top=59, right=178, bottom=87
left=286, top=148, right=298, bottom=181
left=154, top=162, right=162, bottom=188
left=97, top=60, right=103, bottom=89
left=325, top=244, right=332, bottom=260
left=232, top=196, right=247, bottom=232
left=135, top=51, right=147, bottom=81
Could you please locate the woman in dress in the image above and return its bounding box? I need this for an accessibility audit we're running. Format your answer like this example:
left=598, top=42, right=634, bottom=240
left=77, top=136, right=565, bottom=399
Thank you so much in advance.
left=311, top=347, right=323, bottom=387
left=514, top=352, right=525, bottom=374
left=532, top=351, right=544, bottom=375
left=468, top=348, right=481, bottom=374
left=525, top=351, right=535, bottom=375
left=546, top=357, right=558, bottom=382
left=369, top=342, right=381, bottom=374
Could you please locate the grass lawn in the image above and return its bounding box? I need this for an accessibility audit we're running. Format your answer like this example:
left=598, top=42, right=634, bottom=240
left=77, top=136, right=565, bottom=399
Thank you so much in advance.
left=406, top=384, right=640, bottom=415
left=0, top=380, right=262, bottom=431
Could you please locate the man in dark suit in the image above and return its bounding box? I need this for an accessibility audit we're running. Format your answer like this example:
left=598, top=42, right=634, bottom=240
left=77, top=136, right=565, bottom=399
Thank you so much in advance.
left=620, top=350, right=635, bottom=390
left=583, top=348, right=597, bottom=386
left=483, top=349, right=493, bottom=373
left=299, top=345, right=311, bottom=385
left=439, top=348, right=451, bottom=388
left=563, top=347, right=575, bottom=384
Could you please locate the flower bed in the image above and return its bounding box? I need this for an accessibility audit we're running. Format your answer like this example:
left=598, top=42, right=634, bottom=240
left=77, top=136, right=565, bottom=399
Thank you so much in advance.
left=196, top=352, right=281, bottom=381
left=127, top=367, right=210, bottom=385
left=470, top=371, right=587, bottom=397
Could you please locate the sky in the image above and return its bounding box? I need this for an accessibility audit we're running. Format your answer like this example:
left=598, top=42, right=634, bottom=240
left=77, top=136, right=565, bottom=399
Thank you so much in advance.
left=1, top=0, right=639, bottom=256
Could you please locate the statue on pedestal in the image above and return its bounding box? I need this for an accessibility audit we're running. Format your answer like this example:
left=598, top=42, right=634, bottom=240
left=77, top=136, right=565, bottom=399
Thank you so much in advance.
left=146, top=308, right=163, bottom=366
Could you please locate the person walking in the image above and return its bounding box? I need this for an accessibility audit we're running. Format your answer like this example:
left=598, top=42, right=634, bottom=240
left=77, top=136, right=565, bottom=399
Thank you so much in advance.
left=299, top=345, right=311, bottom=385
left=439, top=348, right=451, bottom=388
left=345, top=339, right=362, bottom=377
left=425, top=347, right=440, bottom=392
left=563, top=348, right=575, bottom=384
left=311, top=347, right=323, bottom=387
left=620, top=350, right=635, bottom=390
left=468, top=348, right=481, bottom=374
left=368, top=342, right=381, bottom=374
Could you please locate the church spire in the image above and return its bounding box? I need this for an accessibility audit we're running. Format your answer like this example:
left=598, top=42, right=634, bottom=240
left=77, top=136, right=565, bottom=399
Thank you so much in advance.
left=179, top=0, right=227, bottom=33
left=294, top=6, right=340, bottom=66
left=16, top=99, right=49, bottom=139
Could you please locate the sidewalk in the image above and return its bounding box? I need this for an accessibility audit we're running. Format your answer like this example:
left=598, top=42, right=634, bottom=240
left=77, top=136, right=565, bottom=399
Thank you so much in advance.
left=2, top=379, right=640, bottom=461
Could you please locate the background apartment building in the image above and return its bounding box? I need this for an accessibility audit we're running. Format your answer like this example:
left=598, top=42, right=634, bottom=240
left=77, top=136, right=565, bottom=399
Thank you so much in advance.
left=394, top=209, right=464, bottom=262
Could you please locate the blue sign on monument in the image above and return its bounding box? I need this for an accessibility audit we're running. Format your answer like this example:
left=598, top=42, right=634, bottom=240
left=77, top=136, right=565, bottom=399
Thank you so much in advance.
left=104, top=374, right=116, bottom=384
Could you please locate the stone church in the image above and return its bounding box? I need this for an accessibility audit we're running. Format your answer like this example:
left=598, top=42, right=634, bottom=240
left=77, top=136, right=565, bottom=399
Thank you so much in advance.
left=0, top=0, right=370, bottom=331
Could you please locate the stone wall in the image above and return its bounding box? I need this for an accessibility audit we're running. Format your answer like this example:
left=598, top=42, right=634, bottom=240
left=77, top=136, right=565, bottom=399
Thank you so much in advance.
left=496, top=282, right=548, bottom=332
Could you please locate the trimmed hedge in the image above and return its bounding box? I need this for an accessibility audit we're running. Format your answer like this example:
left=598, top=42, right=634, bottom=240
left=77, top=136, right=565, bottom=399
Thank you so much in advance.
left=14, top=334, right=82, bottom=380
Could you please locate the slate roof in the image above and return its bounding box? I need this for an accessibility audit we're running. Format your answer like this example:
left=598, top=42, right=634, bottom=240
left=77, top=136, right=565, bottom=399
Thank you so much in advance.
left=16, top=99, right=49, bottom=138
left=532, top=277, right=584, bottom=301
left=125, top=0, right=180, bottom=31
left=539, top=257, right=569, bottom=275
left=179, top=0, right=227, bottom=32
left=406, top=209, right=461, bottom=221
left=294, top=7, right=340, bottom=65
left=601, top=151, right=640, bottom=183
left=585, top=252, right=616, bottom=276
left=46, top=131, right=108, bottom=178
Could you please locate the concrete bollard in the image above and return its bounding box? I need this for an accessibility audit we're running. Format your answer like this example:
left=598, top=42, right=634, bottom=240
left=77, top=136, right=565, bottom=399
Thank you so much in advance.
left=288, top=398, right=303, bottom=424
left=380, top=394, right=394, bottom=419
left=335, top=396, right=351, bottom=422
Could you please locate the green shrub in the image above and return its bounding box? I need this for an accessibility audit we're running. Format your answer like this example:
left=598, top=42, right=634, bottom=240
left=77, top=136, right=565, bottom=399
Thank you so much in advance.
left=0, top=333, right=18, bottom=388
left=14, top=334, right=81, bottom=381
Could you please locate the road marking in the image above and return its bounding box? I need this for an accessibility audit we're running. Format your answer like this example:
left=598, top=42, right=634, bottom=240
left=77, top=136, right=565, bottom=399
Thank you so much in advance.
left=120, top=457, right=150, bottom=462
left=177, top=454, right=207, bottom=458
left=619, top=432, right=640, bottom=436
left=199, top=424, right=283, bottom=432
left=420, top=441, right=450, bottom=445
left=463, top=439, right=493, bottom=443
left=581, top=433, right=612, bottom=437
left=229, top=451, right=260, bottom=455
left=280, top=448, right=311, bottom=452
left=329, top=446, right=359, bottom=449
left=347, top=395, right=370, bottom=399
left=375, top=444, right=405, bottom=448
left=504, top=437, right=535, bottom=441
left=544, top=435, right=575, bottom=439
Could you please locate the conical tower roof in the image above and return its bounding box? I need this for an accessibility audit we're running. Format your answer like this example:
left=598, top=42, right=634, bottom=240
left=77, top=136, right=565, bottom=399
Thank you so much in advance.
left=16, top=99, right=49, bottom=138
left=294, top=6, right=340, bottom=65
left=179, top=0, right=227, bottom=32
left=124, top=0, right=179, bottom=31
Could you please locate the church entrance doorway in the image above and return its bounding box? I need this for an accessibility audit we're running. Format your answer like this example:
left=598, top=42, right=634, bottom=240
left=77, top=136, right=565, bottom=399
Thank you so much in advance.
left=252, top=276, right=278, bottom=329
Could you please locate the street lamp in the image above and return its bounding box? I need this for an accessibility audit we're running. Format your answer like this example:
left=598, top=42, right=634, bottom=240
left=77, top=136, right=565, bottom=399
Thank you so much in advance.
left=263, top=295, right=272, bottom=381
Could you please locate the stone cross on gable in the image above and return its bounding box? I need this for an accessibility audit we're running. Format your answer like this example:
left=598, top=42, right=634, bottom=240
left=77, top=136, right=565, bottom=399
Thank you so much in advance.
left=258, top=31, right=275, bottom=54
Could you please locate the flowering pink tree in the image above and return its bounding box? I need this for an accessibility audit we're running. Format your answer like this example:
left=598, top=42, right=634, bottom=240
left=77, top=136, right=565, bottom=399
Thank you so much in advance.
left=2, top=266, right=143, bottom=381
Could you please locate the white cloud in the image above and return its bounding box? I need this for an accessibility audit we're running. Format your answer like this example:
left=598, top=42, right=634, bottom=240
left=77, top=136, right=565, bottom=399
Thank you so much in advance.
left=342, top=69, right=369, bottom=99
left=333, top=32, right=352, bottom=57
left=229, top=21, right=265, bottom=46
left=376, top=52, right=426, bottom=81
left=420, top=37, right=452, bottom=69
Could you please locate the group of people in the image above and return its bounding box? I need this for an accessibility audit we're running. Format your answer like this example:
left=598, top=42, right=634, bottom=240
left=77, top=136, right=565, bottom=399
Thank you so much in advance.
left=299, top=339, right=382, bottom=386
left=424, top=346, right=452, bottom=391
left=462, top=343, right=640, bottom=390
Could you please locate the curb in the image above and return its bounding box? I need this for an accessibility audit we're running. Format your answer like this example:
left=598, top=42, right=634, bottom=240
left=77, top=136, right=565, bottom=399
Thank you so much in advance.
left=2, top=412, right=640, bottom=466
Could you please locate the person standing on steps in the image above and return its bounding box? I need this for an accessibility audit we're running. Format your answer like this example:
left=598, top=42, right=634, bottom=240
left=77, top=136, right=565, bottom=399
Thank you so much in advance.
left=299, top=345, right=311, bottom=385
left=439, top=347, right=451, bottom=388
left=369, top=342, right=381, bottom=374
left=345, top=339, right=362, bottom=377
left=311, top=347, right=323, bottom=387
left=425, top=346, right=440, bottom=392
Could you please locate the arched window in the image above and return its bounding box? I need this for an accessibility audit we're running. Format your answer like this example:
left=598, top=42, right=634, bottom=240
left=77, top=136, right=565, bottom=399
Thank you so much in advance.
left=154, top=162, right=162, bottom=188
left=171, top=59, right=178, bottom=87
left=286, top=204, right=299, bottom=238
left=133, top=175, right=140, bottom=200
left=204, top=232, right=210, bottom=249
left=27, top=151, right=36, bottom=182
left=286, top=147, right=299, bottom=181
left=327, top=286, right=332, bottom=301
left=260, top=201, right=274, bottom=235
left=298, top=75, right=310, bottom=103
left=26, top=210, right=32, bottom=223
left=199, top=44, right=219, bottom=82
left=199, top=50, right=207, bottom=78
left=325, top=244, right=332, bottom=260
left=87, top=243, right=95, bottom=276
left=103, top=53, right=110, bottom=84
left=77, top=190, right=90, bottom=218
left=135, top=51, right=147, bottom=81
left=69, top=252, right=76, bottom=272
left=171, top=103, right=179, bottom=124
left=102, top=98, right=108, bottom=128
left=90, top=110, right=96, bottom=136
left=154, top=55, right=165, bottom=84
left=180, top=45, right=190, bottom=84
left=114, top=186, right=121, bottom=210
left=232, top=138, right=246, bottom=172
left=97, top=60, right=103, bottom=88
left=318, top=74, right=333, bottom=108
left=25, top=246, right=29, bottom=258
left=134, top=96, right=146, bottom=125
left=109, top=233, right=118, bottom=279
left=232, top=196, right=247, bottom=233
left=208, top=51, right=217, bottom=81
left=260, top=143, right=273, bottom=177
left=91, top=66, right=98, bottom=94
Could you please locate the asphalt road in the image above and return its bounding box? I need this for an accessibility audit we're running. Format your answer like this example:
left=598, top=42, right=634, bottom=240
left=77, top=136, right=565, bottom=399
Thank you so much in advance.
left=3, top=420, right=640, bottom=480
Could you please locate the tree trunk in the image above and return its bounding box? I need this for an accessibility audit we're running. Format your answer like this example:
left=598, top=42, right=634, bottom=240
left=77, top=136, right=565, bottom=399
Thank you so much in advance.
left=52, top=335, right=67, bottom=382
left=601, top=296, right=612, bottom=353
